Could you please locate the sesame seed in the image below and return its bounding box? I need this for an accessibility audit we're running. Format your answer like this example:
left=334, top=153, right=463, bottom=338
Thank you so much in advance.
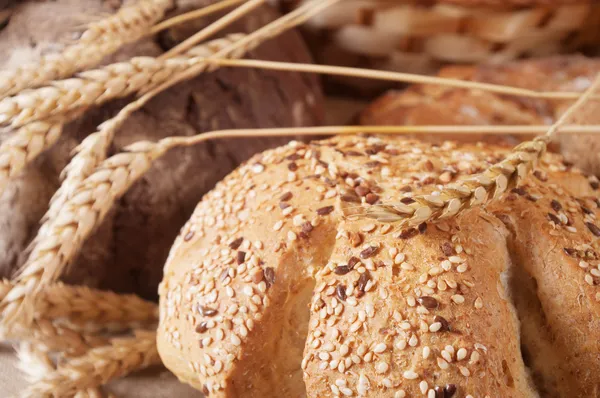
left=340, top=387, right=353, bottom=396
left=441, top=350, right=453, bottom=363
left=273, top=220, right=283, bottom=231
left=474, top=297, right=483, bottom=309
left=395, top=391, right=406, bottom=398
left=456, top=264, right=468, bottom=273
left=287, top=231, right=297, bottom=241
left=420, top=380, right=429, bottom=394
left=376, top=362, right=389, bottom=374
left=401, top=262, right=415, bottom=271
left=429, top=322, right=442, bottom=333
left=403, top=370, right=419, bottom=380
left=451, top=294, right=465, bottom=304
left=361, top=224, right=376, bottom=232
left=396, top=339, right=407, bottom=350
left=231, top=334, right=241, bottom=346
left=585, top=274, right=594, bottom=285
left=373, top=343, right=387, bottom=353
left=409, top=334, right=418, bottom=347
left=457, top=348, right=467, bottom=361
left=459, top=366, right=471, bottom=377
left=423, top=346, right=431, bottom=359
left=437, top=357, right=449, bottom=369
left=427, top=389, right=436, bottom=398
left=470, top=351, right=481, bottom=363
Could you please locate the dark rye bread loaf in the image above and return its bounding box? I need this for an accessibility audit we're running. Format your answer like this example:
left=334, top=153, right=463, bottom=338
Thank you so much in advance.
left=0, top=0, right=323, bottom=299
left=158, top=135, right=600, bottom=397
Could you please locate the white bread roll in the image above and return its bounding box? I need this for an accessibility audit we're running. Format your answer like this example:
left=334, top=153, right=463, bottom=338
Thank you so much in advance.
left=158, top=135, right=600, bottom=397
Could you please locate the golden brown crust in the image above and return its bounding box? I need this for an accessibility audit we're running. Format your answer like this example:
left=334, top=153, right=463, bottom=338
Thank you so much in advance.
left=158, top=135, right=600, bottom=397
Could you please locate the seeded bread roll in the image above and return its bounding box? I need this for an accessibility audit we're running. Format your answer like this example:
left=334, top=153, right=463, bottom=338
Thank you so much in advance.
left=158, top=135, right=600, bottom=397
left=361, top=56, right=600, bottom=175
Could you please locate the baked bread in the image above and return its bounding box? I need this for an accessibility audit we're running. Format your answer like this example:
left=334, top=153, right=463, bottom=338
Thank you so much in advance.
left=0, top=0, right=323, bottom=299
left=158, top=135, right=600, bottom=397
left=284, top=0, right=600, bottom=92
left=361, top=56, right=600, bottom=176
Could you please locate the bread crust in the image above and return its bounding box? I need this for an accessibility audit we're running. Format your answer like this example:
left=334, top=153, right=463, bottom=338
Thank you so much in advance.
left=158, top=135, right=600, bottom=397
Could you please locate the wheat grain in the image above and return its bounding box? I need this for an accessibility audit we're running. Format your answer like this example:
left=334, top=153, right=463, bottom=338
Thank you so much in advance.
left=0, top=110, right=85, bottom=198
left=22, top=330, right=159, bottom=397
left=0, top=0, right=171, bottom=99
left=16, top=342, right=55, bottom=383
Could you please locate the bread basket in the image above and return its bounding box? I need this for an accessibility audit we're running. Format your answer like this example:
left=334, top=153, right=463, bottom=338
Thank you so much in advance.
left=289, top=0, right=600, bottom=90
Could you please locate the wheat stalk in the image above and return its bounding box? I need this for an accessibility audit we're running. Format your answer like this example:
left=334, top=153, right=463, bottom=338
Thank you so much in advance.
left=21, top=330, right=159, bottom=397
left=0, top=0, right=172, bottom=99
left=150, top=0, right=245, bottom=34
left=159, top=0, right=266, bottom=59
left=209, top=58, right=600, bottom=101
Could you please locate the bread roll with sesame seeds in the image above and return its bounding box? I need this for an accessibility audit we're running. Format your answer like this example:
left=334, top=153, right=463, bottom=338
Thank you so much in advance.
left=361, top=56, right=600, bottom=176
left=158, top=135, right=600, bottom=397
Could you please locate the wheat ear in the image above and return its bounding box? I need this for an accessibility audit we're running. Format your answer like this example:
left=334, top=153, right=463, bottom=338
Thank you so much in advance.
left=2, top=281, right=156, bottom=334
left=21, top=330, right=159, bottom=397
left=366, top=73, right=600, bottom=226
left=0, top=0, right=171, bottom=99
left=365, top=138, right=547, bottom=224
left=0, top=279, right=157, bottom=330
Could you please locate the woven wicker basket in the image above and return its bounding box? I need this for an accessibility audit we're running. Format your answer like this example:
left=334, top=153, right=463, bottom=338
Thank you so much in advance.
left=292, top=0, right=600, bottom=90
